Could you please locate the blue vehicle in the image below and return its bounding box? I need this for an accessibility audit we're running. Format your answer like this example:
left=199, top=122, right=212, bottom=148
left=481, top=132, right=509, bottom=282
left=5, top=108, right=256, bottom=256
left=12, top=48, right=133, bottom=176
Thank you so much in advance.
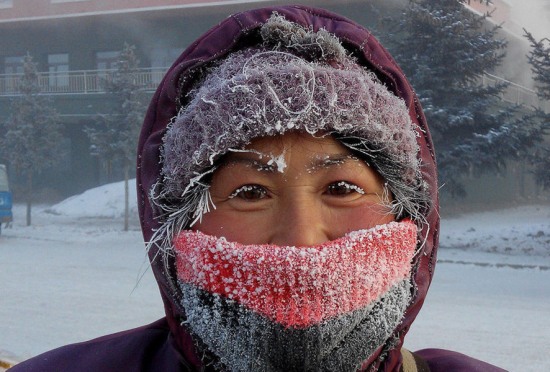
left=0, top=164, right=13, bottom=235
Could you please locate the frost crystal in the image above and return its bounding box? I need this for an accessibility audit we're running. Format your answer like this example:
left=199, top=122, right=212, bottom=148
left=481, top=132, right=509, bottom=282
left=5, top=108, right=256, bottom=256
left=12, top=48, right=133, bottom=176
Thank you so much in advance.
left=174, top=220, right=417, bottom=328
left=175, top=220, right=417, bottom=371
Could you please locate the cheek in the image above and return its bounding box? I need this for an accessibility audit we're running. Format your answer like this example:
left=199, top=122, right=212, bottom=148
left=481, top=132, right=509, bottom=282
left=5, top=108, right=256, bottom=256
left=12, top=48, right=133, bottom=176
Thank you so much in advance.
left=191, top=209, right=272, bottom=244
left=330, top=203, right=395, bottom=236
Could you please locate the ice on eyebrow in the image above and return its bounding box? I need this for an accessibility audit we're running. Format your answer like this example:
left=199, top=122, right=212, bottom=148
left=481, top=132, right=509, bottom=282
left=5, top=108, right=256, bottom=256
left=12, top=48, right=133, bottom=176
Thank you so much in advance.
left=266, top=152, right=287, bottom=173
left=306, top=154, right=360, bottom=172
left=226, top=148, right=287, bottom=173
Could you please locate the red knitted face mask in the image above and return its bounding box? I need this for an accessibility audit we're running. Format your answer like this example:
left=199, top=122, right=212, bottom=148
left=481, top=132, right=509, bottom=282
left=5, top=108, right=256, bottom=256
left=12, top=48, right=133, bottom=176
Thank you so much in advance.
left=173, top=220, right=417, bottom=371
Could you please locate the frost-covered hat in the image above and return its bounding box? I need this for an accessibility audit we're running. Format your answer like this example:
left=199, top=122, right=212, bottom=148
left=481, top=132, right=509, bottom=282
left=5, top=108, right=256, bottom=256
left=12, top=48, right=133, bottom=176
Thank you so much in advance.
left=153, top=13, right=428, bottom=237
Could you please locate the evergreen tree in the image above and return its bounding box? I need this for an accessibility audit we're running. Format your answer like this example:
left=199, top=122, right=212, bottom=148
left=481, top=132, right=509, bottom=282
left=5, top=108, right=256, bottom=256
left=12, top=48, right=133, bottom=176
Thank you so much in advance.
left=0, top=53, right=64, bottom=225
left=524, top=30, right=550, bottom=190
left=384, top=0, right=542, bottom=197
left=86, top=43, right=145, bottom=231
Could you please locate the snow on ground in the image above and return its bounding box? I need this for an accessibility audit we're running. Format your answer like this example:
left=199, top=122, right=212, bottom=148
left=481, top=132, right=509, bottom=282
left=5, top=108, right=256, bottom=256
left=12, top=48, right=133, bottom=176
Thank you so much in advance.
left=44, top=178, right=138, bottom=219
left=1, top=180, right=549, bottom=371
left=440, top=204, right=550, bottom=259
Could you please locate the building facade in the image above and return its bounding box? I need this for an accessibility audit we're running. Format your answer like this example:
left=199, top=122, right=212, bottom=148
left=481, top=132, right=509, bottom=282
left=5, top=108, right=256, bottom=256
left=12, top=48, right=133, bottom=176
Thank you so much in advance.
left=0, top=0, right=543, bottom=204
left=0, top=0, right=399, bottom=199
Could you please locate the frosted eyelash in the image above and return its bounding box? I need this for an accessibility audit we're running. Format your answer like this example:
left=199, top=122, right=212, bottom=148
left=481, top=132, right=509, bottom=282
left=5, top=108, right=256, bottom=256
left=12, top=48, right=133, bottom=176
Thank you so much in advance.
left=228, top=185, right=260, bottom=199
left=335, top=181, right=365, bottom=195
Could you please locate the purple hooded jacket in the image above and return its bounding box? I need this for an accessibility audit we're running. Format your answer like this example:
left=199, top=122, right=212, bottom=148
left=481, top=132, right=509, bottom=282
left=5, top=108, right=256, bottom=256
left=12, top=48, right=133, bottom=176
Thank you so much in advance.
left=11, top=5, right=506, bottom=372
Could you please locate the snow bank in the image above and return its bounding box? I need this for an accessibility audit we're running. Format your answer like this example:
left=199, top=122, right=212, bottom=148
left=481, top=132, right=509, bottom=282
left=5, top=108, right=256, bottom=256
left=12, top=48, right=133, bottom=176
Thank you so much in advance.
left=45, top=179, right=138, bottom=219
left=440, top=204, right=550, bottom=257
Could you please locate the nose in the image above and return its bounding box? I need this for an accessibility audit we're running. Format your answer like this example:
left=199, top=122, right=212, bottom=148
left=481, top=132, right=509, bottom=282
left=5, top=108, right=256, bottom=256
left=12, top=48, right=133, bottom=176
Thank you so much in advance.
left=270, top=195, right=329, bottom=247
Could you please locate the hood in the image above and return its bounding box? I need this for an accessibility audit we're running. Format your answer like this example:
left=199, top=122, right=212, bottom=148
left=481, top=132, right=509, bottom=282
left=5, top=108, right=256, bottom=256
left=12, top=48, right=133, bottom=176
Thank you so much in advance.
left=137, top=5, right=439, bottom=371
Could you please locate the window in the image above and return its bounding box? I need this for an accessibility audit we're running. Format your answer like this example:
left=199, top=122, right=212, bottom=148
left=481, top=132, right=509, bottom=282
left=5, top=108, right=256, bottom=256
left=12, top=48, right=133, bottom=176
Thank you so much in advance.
left=150, top=47, right=182, bottom=84
left=58, top=138, right=72, bottom=172
left=150, top=47, right=182, bottom=69
left=4, top=56, right=24, bottom=75
left=95, top=51, right=119, bottom=90
left=48, top=53, right=69, bottom=90
left=96, top=51, right=119, bottom=71
left=0, top=0, right=13, bottom=9
left=3, top=56, right=24, bottom=93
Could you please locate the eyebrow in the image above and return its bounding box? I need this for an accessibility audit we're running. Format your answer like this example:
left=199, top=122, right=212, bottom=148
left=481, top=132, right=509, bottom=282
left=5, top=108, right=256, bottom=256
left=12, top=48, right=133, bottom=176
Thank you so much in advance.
left=217, top=156, right=277, bottom=173
left=217, top=152, right=361, bottom=173
left=308, top=154, right=361, bottom=172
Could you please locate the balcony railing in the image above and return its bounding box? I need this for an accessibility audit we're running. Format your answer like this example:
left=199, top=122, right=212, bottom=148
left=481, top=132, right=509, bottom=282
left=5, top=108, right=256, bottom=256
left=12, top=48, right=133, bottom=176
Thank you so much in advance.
left=0, top=67, right=167, bottom=96
left=482, top=73, right=549, bottom=112
left=0, top=67, right=547, bottom=112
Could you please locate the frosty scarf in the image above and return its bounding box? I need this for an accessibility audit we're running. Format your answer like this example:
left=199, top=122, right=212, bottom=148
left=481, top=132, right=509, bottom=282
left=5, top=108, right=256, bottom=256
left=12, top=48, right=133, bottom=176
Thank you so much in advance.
left=173, top=220, right=417, bottom=371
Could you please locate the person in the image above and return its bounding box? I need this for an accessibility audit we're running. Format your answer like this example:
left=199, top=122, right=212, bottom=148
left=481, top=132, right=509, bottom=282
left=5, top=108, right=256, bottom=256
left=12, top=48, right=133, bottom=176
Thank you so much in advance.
left=11, top=5, right=506, bottom=372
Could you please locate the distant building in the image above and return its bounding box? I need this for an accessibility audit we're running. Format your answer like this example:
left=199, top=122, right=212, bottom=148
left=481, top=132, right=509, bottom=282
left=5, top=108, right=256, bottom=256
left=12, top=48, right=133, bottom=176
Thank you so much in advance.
left=0, top=0, right=542, bottom=203
left=0, top=0, right=398, bottom=198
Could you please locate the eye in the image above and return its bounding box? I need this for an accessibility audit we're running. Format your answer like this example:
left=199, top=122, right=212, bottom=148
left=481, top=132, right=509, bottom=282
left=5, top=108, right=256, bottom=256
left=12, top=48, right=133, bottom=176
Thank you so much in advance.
left=229, top=184, right=268, bottom=201
left=326, top=181, right=365, bottom=196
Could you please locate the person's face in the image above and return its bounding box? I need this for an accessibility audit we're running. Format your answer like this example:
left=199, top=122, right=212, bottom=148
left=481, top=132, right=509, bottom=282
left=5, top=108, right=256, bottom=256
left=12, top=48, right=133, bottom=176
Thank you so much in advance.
left=192, top=132, right=394, bottom=246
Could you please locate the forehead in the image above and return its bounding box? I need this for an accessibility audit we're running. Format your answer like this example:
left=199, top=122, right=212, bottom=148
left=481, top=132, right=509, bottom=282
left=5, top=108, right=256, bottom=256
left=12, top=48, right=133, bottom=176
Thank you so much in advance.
left=216, top=132, right=371, bottom=178
left=236, top=132, right=353, bottom=160
left=216, top=132, right=372, bottom=176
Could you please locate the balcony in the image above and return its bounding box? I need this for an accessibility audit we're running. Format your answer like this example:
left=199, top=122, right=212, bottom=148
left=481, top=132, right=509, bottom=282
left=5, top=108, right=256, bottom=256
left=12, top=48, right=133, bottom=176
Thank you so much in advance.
left=0, top=67, right=167, bottom=96
left=0, top=67, right=547, bottom=112
left=482, top=73, right=549, bottom=112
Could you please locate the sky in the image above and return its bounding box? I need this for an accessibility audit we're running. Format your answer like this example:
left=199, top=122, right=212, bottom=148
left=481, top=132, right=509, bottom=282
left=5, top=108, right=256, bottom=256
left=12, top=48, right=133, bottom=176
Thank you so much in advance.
left=504, top=0, right=550, bottom=39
